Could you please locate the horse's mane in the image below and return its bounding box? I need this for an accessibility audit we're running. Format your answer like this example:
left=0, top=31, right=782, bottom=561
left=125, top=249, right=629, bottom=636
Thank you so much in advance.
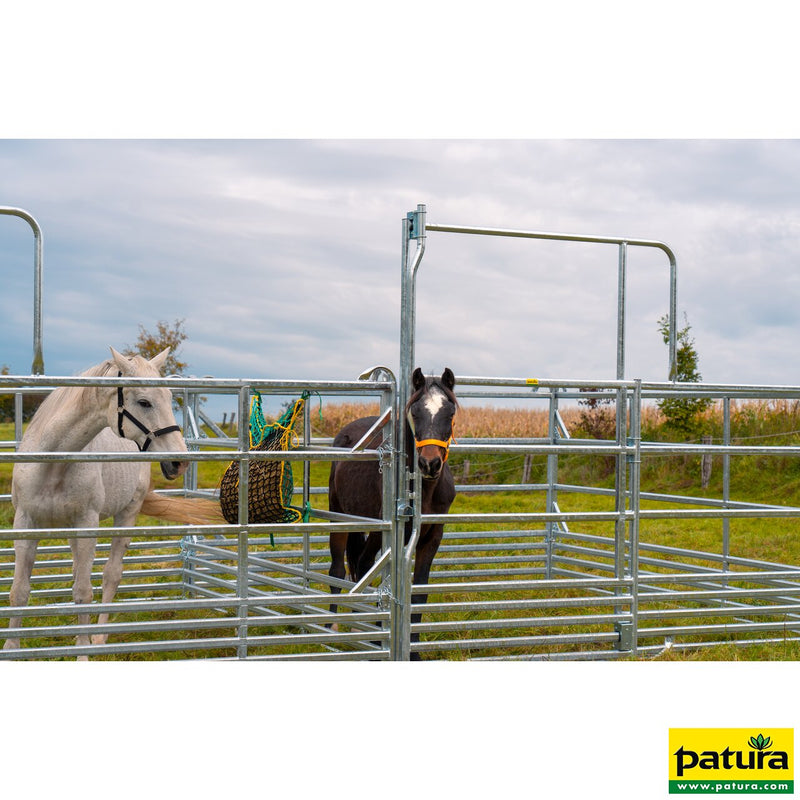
left=25, top=356, right=153, bottom=434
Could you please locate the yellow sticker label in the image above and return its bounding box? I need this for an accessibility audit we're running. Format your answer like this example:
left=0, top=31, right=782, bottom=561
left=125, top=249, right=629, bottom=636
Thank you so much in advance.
left=525, top=378, right=539, bottom=386
left=669, top=728, right=793, bottom=793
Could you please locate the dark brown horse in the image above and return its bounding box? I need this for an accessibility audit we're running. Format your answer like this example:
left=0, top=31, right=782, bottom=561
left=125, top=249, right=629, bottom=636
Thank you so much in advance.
left=328, top=367, right=457, bottom=659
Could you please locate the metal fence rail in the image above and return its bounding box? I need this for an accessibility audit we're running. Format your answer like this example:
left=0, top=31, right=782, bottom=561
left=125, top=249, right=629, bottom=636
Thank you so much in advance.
left=5, top=359, right=800, bottom=660
left=0, top=372, right=398, bottom=660
left=387, top=375, right=800, bottom=660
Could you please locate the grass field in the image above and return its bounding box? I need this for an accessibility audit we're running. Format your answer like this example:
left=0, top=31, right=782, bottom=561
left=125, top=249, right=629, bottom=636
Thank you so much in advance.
left=3, top=395, right=800, bottom=661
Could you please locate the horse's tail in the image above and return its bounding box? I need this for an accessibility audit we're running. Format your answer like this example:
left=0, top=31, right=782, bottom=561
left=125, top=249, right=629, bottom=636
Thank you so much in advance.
left=345, top=532, right=366, bottom=582
left=140, top=491, right=226, bottom=525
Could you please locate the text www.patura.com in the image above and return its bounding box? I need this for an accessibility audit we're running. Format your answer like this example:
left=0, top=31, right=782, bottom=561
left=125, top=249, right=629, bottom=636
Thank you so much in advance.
left=671, top=781, right=792, bottom=794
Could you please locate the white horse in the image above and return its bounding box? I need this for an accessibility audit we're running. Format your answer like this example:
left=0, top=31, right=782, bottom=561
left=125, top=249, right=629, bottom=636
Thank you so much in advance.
left=4, top=347, right=221, bottom=657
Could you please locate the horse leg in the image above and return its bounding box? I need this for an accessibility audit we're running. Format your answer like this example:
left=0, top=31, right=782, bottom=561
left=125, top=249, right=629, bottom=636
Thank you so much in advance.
left=92, top=534, right=132, bottom=646
left=409, top=524, right=445, bottom=661
left=355, top=531, right=382, bottom=581
left=328, top=532, right=348, bottom=629
left=69, top=536, right=97, bottom=660
left=3, top=526, right=39, bottom=651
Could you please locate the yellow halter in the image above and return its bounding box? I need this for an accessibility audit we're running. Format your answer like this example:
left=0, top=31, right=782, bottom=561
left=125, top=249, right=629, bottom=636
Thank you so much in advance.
left=414, top=424, right=456, bottom=462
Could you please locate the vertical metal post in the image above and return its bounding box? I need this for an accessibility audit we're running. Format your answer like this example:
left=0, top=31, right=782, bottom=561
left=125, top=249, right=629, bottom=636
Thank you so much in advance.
left=179, top=385, right=198, bottom=596
left=614, top=383, right=628, bottom=581
left=627, top=380, right=642, bottom=654
left=668, top=253, right=678, bottom=380
left=185, top=386, right=199, bottom=495
left=377, top=378, right=396, bottom=658
left=399, top=204, right=426, bottom=441
left=545, top=388, right=559, bottom=579
left=395, top=204, right=427, bottom=660
left=617, top=242, right=627, bottom=380
left=236, top=385, right=251, bottom=659
left=722, top=396, right=731, bottom=574
left=0, top=207, right=45, bottom=375
left=302, top=397, right=311, bottom=588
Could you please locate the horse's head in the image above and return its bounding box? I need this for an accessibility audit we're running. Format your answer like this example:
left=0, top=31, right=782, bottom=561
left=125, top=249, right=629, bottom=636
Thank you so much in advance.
left=406, top=367, right=457, bottom=481
left=108, top=347, right=189, bottom=479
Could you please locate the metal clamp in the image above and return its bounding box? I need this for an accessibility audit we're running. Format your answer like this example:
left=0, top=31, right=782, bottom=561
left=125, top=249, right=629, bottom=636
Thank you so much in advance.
left=615, top=620, right=634, bottom=652
left=377, top=582, right=398, bottom=610
left=407, top=206, right=426, bottom=240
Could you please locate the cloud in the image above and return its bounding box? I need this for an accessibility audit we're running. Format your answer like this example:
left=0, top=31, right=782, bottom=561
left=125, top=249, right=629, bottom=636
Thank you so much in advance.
left=2, top=139, right=800, bottom=398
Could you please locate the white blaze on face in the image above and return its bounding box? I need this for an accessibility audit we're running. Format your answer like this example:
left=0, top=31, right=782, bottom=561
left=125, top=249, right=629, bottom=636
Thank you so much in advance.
left=423, top=386, right=447, bottom=423
left=408, top=385, right=452, bottom=437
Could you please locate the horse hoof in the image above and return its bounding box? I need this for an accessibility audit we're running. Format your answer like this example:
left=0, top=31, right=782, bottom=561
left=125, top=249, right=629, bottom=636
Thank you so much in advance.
left=2, top=640, right=19, bottom=651
left=330, top=623, right=339, bottom=633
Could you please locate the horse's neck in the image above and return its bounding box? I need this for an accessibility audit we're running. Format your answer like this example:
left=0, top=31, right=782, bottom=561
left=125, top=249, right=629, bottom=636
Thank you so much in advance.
left=22, top=386, right=110, bottom=453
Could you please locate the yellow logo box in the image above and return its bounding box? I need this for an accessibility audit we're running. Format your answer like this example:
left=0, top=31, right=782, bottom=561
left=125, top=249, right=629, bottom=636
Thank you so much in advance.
left=669, top=729, right=794, bottom=782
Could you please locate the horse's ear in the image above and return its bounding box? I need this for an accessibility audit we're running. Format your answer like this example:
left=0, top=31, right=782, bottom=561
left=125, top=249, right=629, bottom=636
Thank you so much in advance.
left=110, top=347, right=134, bottom=375
left=412, top=368, right=425, bottom=391
left=441, top=367, right=455, bottom=390
left=149, top=347, right=171, bottom=373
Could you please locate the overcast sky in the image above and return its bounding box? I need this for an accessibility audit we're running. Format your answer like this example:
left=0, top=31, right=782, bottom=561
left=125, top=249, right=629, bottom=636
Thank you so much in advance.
left=3, top=138, right=800, bottom=404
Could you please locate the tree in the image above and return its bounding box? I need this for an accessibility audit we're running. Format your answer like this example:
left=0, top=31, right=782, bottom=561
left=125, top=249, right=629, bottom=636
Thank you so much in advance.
left=657, top=312, right=712, bottom=436
left=576, top=387, right=617, bottom=440
left=0, top=365, right=42, bottom=422
left=124, top=319, right=188, bottom=375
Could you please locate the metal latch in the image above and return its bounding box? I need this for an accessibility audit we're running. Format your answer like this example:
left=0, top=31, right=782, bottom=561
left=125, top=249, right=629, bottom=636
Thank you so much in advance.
left=407, top=207, right=426, bottom=239
left=615, top=620, right=633, bottom=652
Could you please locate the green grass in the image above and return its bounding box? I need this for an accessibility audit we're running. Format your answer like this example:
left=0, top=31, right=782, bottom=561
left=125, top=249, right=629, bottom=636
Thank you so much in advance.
left=4, top=419, right=800, bottom=661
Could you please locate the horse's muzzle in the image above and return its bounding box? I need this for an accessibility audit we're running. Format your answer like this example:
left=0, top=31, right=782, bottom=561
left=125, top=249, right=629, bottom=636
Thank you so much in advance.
left=417, top=448, right=444, bottom=480
left=160, top=460, right=189, bottom=480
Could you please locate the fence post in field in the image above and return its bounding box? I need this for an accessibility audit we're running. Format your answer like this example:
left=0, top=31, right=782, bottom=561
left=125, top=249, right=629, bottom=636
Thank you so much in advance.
left=522, top=453, right=532, bottom=484
left=701, top=435, right=712, bottom=488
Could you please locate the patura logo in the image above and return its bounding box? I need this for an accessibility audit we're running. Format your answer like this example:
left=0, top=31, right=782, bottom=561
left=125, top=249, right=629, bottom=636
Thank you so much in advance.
left=669, top=729, right=794, bottom=794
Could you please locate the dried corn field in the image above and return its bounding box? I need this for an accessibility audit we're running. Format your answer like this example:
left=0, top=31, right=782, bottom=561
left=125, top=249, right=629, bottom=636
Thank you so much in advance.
left=307, top=398, right=800, bottom=442
left=308, top=400, right=664, bottom=440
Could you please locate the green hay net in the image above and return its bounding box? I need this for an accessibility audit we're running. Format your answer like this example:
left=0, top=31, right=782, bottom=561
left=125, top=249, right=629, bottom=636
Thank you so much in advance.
left=219, top=391, right=305, bottom=527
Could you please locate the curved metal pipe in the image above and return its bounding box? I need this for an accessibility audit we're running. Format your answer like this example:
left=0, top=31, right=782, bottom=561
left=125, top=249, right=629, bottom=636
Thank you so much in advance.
left=0, top=206, right=44, bottom=374
left=427, top=221, right=679, bottom=381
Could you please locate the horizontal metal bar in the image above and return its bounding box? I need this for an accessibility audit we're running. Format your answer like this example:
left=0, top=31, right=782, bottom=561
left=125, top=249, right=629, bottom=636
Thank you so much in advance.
left=638, top=586, right=800, bottom=604
left=426, top=511, right=624, bottom=525
left=414, top=613, right=627, bottom=635
left=0, top=374, right=393, bottom=392
left=637, top=620, right=800, bottom=639
left=413, top=577, right=633, bottom=594
left=411, top=631, right=621, bottom=653
left=639, top=604, right=800, bottom=621
left=429, top=567, right=547, bottom=581
left=637, top=569, right=800, bottom=584
left=423, top=595, right=632, bottom=615
left=2, top=608, right=391, bottom=641
left=0, top=518, right=389, bottom=542
left=426, top=220, right=676, bottom=256
left=0, top=447, right=381, bottom=464
left=0, top=626, right=390, bottom=661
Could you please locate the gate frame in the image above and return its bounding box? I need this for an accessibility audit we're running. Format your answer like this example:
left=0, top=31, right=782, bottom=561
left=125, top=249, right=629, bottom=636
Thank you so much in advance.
left=397, top=203, right=800, bottom=660
left=1, top=206, right=44, bottom=375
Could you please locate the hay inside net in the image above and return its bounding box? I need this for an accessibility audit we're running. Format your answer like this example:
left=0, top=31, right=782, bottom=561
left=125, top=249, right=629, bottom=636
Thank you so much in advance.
left=219, top=392, right=305, bottom=528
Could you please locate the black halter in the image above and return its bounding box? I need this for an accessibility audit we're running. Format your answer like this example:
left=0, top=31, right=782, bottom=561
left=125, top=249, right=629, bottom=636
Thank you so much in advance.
left=116, top=372, right=181, bottom=451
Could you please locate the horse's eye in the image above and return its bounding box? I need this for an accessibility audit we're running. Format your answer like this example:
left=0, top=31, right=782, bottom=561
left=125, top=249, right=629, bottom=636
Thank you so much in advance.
left=137, top=399, right=153, bottom=409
